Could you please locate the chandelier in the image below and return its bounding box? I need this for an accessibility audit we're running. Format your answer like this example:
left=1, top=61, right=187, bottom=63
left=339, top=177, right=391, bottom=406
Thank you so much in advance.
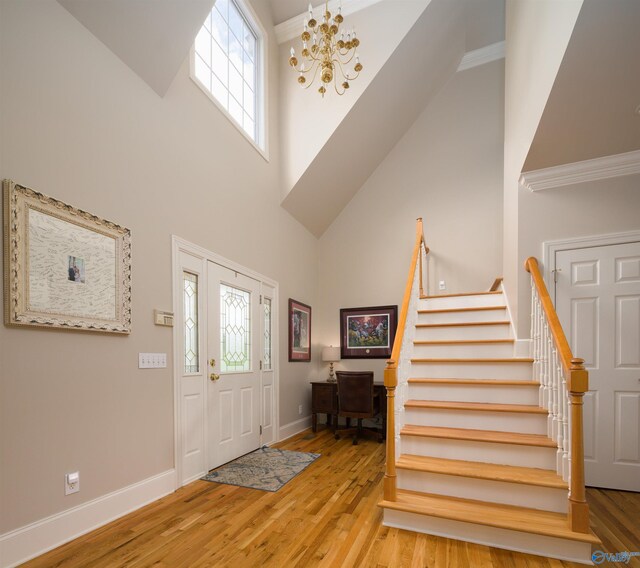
left=288, top=1, right=363, bottom=97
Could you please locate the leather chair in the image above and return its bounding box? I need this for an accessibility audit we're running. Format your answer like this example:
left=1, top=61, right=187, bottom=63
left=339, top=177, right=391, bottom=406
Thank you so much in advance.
left=334, top=371, right=383, bottom=444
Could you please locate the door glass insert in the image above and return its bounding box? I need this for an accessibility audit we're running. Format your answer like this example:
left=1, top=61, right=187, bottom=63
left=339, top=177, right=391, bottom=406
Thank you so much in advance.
left=263, top=297, right=272, bottom=371
left=220, top=283, right=251, bottom=372
left=184, top=272, right=199, bottom=373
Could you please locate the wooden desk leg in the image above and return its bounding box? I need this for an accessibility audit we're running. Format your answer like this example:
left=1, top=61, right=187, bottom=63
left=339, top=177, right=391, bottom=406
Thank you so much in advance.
left=312, top=413, right=318, bottom=433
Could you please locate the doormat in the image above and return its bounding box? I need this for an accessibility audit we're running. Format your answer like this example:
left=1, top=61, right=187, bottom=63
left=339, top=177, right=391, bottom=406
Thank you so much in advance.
left=201, top=447, right=320, bottom=492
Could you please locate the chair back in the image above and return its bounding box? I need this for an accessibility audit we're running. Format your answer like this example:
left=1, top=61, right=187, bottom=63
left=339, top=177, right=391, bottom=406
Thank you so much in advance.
left=336, top=371, right=375, bottom=418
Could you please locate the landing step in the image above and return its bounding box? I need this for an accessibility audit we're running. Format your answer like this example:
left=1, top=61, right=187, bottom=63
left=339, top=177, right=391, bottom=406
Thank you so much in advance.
left=379, top=490, right=598, bottom=544
left=414, top=339, right=514, bottom=345
left=418, top=306, right=507, bottom=314
left=420, top=291, right=503, bottom=299
left=408, top=378, right=539, bottom=386
left=411, top=358, right=533, bottom=364
left=396, top=455, right=567, bottom=489
left=401, top=425, right=556, bottom=448
left=404, top=400, right=547, bottom=414
left=416, top=321, right=511, bottom=328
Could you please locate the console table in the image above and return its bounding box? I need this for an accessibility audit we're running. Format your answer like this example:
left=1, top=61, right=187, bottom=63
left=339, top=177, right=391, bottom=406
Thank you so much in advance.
left=310, top=380, right=386, bottom=436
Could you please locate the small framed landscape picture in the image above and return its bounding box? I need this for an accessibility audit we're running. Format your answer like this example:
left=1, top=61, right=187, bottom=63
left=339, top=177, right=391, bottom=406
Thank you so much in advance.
left=340, top=305, right=398, bottom=359
left=288, top=298, right=311, bottom=362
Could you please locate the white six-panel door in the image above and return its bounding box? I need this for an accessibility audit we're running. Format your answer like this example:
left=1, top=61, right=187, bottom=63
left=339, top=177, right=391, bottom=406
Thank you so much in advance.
left=207, top=262, right=262, bottom=470
left=555, top=241, right=640, bottom=491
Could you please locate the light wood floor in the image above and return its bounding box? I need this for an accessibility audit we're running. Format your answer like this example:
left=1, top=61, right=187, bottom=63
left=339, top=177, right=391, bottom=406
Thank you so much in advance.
left=25, top=429, right=640, bottom=567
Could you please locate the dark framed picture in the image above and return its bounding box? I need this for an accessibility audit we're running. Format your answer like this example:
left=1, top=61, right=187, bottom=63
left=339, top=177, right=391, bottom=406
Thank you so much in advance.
left=340, top=305, right=398, bottom=359
left=288, top=298, right=311, bottom=362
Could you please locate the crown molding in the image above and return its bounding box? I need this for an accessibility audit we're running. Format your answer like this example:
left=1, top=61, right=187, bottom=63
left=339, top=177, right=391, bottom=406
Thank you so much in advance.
left=274, top=0, right=384, bottom=45
left=519, top=149, right=640, bottom=192
left=457, top=41, right=505, bottom=72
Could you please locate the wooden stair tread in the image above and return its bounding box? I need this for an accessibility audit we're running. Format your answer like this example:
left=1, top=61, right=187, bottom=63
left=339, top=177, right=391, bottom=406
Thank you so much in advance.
left=404, top=400, right=547, bottom=414
left=421, top=291, right=503, bottom=299
left=418, top=306, right=507, bottom=314
left=396, top=454, right=568, bottom=489
left=411, top=357, right=533, bottom=363
left=408, top=378, right=539, bottom=386
left=400, top=425, right=557, bottom=447
left=416, top=321, right=511, bottom=328
left=379, top=490, right=599, bottom=543
left=414, top=339, right=515, bottom=345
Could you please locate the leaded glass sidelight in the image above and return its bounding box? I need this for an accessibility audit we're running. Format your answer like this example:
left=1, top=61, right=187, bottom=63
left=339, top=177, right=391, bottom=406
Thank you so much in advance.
left=220, top=284, right=251, bottom=372
left=184, top=272, right=199, bottom=374
left=263, top=297, right=272, bottom=371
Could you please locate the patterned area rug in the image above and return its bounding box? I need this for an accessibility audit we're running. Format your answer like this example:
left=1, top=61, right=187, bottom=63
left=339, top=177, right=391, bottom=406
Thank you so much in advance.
left=202, top=447, right=320, bottom=492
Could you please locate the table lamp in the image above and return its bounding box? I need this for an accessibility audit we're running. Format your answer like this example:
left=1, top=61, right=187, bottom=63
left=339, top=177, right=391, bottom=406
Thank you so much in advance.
left=322, top=346, right=341, bottom=382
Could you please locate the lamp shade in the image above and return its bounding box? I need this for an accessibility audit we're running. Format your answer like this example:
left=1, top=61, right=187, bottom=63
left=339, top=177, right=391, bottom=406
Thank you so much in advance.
left=322, top=346, right=340, bottom=362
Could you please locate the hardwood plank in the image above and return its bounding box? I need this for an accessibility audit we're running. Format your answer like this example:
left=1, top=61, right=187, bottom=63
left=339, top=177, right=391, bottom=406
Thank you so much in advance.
left=400, top=425, right=557, bottom=447
left=413, top=339, right=515, bottom=345
left=396, top=454, right=567, bottom=489
left=404, top=400, right=547, bottom=414
left=408, top=378, right=540, bottom=386
left=421, top=291, right=503, bottom=299
left=418, top=306, right=507, bottom=314
left=21, top=429, right=635, bottom=568
left=411, top=357, right=534, bottom=363
left=416, top=321, right=511, bottom=328
left=379, top=490, right=599, bottom=543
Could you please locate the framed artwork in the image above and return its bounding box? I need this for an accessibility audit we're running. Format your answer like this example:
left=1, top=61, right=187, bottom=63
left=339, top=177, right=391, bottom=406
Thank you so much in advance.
left=3, top=180, right=132, bottom=333
left=288, top=298, right=311, bottom=362
left=340, top=305, right=398, bottom=359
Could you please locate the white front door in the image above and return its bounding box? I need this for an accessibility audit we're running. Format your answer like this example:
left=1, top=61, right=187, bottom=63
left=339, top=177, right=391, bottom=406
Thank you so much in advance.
left=555, top=241, right=640, bottom=491
left=207, top=261, right=261, bottom=470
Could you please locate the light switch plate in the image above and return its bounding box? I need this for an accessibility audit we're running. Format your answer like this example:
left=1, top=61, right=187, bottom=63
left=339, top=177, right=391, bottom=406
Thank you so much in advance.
left=139, top=353, right=167, bottom=368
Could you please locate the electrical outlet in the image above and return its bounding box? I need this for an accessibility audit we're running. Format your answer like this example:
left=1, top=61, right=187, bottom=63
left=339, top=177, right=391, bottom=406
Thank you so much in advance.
left=298, top=405, right=303, bottom=415
left=65, top=471, right=80, bottom=495
left=439, top=280, right=446, bottom=291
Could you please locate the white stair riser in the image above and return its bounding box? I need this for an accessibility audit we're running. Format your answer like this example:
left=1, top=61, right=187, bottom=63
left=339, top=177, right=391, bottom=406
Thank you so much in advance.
left=419, top=294, right=505, bottom=310
left=410, top=361, right=532, bottom=380
left=415, top=324, right=512, bottom=341
left=417, top=309, right=508, bottom=324
left=382, top=510, right=593, bottom=564
left=396, top=470, right=567, bottom=513
left=400, top=436, right=557, bottom=469
left=407, top=383, right=540, bottom=405
left=413, top=342, right=514, bottom=358
left=404, top=408, right=547, bottom=435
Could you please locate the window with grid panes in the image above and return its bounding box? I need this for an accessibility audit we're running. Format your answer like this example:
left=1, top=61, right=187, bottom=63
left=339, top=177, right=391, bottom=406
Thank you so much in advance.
left=193, top=0, right=261, bottom=146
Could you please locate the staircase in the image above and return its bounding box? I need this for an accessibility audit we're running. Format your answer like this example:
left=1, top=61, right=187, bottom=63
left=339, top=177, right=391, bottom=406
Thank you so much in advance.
left=378, top=221, right=599, bottom=564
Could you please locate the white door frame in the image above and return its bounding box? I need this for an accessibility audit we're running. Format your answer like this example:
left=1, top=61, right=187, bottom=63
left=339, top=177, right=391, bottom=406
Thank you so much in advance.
left=171, top=235, right=280, bottom=488
left=543, top=229, right=640, bottom=302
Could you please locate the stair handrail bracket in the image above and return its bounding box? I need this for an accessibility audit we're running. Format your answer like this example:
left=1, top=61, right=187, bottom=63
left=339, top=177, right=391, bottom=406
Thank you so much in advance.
left=384, top=218, right=429, bottom=502
left=525, top=257, right=590, bottom=534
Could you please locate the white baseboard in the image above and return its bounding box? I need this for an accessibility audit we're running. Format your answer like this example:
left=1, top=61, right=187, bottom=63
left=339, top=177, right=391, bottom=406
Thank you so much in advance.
left=278, top=416, right=312, bottom=442
left=0, top=469, right=176, bottom=568
left=515, top=339, right=532, bottom=358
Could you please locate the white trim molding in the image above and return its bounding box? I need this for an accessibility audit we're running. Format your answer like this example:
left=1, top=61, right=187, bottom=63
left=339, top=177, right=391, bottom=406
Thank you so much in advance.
left=520, top=149, right=640, bottom=192
left=457, top=41, right=505, bottom=72
left=278, top=416, right=312, bottom=442
left=275, top=0, right=384, bottom=44
left=0, top=469, right=176, bottom=568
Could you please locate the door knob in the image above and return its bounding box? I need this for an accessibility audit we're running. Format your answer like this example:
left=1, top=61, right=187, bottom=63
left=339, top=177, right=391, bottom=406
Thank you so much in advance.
left=209, top=358, right=216, bottom=367
left=210, top=373, right=220, bottom=382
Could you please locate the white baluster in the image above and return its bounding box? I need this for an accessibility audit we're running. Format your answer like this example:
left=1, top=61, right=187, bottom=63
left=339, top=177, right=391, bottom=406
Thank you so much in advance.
left=562, top=372, right=570, bottom=481
left=553, top=349, right=563, bottom=475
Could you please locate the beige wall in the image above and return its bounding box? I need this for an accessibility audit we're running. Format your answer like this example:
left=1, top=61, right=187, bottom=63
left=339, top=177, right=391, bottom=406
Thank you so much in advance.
left=503, top=0, right=583, bottom=334
left=316, top=60, right=505, bottom=379
left=0, top=0, right=319, bottom=533
left=515, top=175, right=640, bottom=337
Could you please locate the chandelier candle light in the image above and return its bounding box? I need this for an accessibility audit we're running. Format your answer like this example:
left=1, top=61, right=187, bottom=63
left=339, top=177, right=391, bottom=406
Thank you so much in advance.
left=288, top=0, right=363, bottom=97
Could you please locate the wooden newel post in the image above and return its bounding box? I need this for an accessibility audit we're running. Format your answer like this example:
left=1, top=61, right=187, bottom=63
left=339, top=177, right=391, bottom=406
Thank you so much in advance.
left=568, top=357, right=590, bottom=533
left=383, top=360, right=397, bottom=501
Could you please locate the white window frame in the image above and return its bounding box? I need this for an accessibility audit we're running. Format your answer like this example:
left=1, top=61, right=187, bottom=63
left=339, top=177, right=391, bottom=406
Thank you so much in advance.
left=190, top=0, right=268, bottom=161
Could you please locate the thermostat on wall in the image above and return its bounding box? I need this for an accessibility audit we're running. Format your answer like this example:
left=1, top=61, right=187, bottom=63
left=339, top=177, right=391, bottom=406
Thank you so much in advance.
left=154, top=310, right=174, bottom=327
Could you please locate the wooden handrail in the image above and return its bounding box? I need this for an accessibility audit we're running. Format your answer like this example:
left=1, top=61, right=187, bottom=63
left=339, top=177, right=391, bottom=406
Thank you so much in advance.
left=525, top=258, right=574, bottom=378
left=525, top=256, right=590, bottom=533
left=384, top=218, right=428, bottom=501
